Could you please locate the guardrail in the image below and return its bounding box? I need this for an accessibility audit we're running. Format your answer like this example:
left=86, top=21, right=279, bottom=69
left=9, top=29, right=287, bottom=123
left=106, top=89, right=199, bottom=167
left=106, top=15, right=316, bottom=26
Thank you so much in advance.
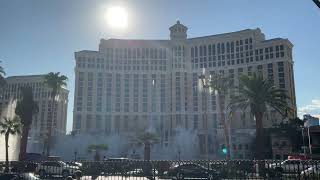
left=0, top=159, right=319, bottom=179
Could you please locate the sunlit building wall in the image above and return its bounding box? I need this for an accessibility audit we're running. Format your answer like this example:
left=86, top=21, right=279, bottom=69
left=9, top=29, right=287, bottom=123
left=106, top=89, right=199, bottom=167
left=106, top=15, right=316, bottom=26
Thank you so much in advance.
left=73, top=21, right=296, bottom=159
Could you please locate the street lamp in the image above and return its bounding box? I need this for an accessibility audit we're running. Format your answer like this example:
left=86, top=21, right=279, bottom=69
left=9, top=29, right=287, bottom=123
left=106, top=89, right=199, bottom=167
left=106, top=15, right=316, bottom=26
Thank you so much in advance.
left=300, top=126, right=307, bottom=158
left=198, top=69, right=211, bottom=159
left=307, top=126, right=312, bottom=156
left=74, top=150, right=78, bottom=161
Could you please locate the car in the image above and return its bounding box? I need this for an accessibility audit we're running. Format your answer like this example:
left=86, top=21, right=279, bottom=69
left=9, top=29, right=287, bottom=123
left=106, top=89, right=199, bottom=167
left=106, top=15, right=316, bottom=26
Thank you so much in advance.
left=0, top=174, right=21, bottom=180
left=301, top=166, right=320, bottom=178
left=167, top=163, right=220, bottom=180
left=0, top=173, right=40, bottom=180
left=267, top=159, right=311, bottom=176
left=35, top=161, right=80, bottom=178
left=10, top=162, right=39, bottom=173
left=65, top=162, right=82, bottom=168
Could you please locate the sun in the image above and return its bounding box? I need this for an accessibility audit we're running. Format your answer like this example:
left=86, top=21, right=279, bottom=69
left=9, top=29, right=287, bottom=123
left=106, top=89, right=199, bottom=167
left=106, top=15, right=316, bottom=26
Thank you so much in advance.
left=106, top=6, right=128, bottom=29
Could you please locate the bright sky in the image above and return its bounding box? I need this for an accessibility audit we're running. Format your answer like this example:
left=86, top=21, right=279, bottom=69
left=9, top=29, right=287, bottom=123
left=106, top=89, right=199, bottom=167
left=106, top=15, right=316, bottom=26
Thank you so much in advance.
left=0, top=0, right=319, bottom=132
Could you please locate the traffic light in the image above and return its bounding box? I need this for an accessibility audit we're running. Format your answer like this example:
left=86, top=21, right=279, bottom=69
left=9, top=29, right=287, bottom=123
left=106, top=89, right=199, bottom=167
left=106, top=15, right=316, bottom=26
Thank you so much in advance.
left=221, top=144, right=228, bottom=154
left=222, top=147, right=228, bottom=154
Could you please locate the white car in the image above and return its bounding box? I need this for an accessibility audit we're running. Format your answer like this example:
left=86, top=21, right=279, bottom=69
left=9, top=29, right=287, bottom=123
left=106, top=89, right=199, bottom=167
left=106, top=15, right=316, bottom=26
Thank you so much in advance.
left=268, top=160, right=310, bottom=173
left=36, top=161, right=80, bottom=178
left=301, top=166, right=320, bottom=178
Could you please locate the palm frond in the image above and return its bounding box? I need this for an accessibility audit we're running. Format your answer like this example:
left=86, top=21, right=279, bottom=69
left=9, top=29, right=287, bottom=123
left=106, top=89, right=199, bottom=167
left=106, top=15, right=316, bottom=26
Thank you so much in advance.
left=44, top=72, right=68, bottom=93
left=0, top=116, right=21, bottom=135
left=228, top=73, right=290, bottom=120
left=87, top=144, right=108, bottom=153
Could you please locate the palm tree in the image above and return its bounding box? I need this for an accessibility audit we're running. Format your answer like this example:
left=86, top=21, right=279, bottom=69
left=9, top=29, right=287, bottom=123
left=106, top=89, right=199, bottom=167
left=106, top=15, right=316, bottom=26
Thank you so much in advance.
left=228, top=74, right=289, bottom=160
left=87, top=144, right=108, bottom=161
left=0, top=116, right=21, bottom=172
left=134, top=132, right=159, bottom=160
left=15, top=86, right=39, bottom=160
left=210, top=73, right=233, bottom=159
left=44, top=72, right=68, bottom=156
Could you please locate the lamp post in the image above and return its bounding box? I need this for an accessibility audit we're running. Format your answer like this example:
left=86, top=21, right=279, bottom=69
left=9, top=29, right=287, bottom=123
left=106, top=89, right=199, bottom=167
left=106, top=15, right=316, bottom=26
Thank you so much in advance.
left=198, top=69, right=210, bottom=159
left=300, top=126, right=307, bottom=158
left=74, top=150, right=78, bottom=161
left=307, top=126, right=312, bottom=157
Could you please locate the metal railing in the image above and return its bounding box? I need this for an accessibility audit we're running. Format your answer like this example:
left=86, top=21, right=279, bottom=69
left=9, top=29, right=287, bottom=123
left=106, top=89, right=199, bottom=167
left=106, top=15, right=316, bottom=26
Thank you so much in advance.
left=0, top=159, right=319, bottom=179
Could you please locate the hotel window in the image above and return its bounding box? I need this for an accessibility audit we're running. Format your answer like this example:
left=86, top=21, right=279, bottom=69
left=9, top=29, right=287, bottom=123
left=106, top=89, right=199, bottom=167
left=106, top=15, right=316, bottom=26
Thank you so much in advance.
left=278, top=62, right=285, bottom=88
left=105, top=115, right=111, bottom=134
left=230, top=42, right=234, bottom=53
left=86, top=114, right=92, bottom=130
left=96, top=115, right=102, bottom=129
left=280, top=45, right=284, bottom=50
left=248, top=66, right=252, bottom=76
left=76, top=114, right=81, bottom=129
left=193, top=115, right=198, bottom=129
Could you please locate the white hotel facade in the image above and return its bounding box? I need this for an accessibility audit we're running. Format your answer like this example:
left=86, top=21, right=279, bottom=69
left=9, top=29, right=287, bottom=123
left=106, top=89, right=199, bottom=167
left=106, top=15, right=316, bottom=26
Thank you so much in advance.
left=73, top=21, right=296, bottom=159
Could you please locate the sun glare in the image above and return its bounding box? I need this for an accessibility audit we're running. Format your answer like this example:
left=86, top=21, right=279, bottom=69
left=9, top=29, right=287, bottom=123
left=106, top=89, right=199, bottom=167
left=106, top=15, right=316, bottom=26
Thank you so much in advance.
left=106, top=6, right=128, bottom=29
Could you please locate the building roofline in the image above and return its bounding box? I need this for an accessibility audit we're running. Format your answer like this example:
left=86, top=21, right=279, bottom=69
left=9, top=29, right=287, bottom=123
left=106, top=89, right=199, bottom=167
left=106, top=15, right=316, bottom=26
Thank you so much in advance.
left=100, top=38, right=169, bottom=43
left=98, top=28, right=262, bottom=43
left=5, top=75, right=69, bottom=92
left=5, top=74, right=47, bottom=79
left=187, top=28, right=258, bottom=40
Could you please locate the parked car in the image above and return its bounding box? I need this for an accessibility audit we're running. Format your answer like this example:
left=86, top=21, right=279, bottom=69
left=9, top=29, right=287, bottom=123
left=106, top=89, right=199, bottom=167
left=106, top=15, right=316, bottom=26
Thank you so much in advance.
left=35, top=161, right=80, bottom=178
left=65, top=162, right=82, bottom=168
left=0, top=174, right=20, bottom=180
left=301, top=166, right=320, bottom=178
left=267, top=159, right=310, bottom=174
left=10, top=162, right=39, bottom=173
left=167, top=163, right=220, bottom=180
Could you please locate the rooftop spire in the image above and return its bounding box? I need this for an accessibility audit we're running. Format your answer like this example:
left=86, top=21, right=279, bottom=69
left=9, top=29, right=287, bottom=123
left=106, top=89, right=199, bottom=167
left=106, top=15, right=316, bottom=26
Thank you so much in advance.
left=169, top=21, right=188, bottom=40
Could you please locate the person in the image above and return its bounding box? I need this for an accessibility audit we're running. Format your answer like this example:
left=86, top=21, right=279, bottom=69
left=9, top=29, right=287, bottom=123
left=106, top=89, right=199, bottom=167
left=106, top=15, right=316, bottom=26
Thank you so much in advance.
left=65, top=176, right=73, bottom=180
left=74, top=170, right=82, bottom=180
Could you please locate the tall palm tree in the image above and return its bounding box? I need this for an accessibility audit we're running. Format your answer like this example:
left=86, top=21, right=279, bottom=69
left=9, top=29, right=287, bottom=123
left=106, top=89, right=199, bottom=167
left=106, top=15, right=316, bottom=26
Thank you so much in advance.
left=228, top=74, right=289, bottom=160
left=210, top=73, right=233, bottom=159
left=15, top=86, right=39, bottom=160
left=0, top=116, right=21, bottom=172
left=134, top=132, right=159, bottom=160
left=87, top=144, right=108, bottom=161
left=44, top=72, right=68, bottom=156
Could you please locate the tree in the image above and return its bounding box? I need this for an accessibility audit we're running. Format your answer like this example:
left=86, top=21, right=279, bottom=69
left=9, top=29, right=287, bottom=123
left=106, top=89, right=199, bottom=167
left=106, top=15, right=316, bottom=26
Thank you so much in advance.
left=134, top=132, right=159, bottom=160
left=87, top=144, right=108, bottom=161
left=210, top=73, right=233, bottom=159
left=15, top=86, right=39, bottom=160
left=0, top=116, right=21, bottom=172
left=228, top=74, right=289, bottom=160
left=270, top=117, right=304, bottom=152
left=44, top=72, right=67, bottom=156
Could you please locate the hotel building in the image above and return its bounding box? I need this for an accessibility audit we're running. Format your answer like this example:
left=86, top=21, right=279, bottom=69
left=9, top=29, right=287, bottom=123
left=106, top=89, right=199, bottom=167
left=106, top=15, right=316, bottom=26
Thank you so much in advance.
left=73, top=21, right=296, bottom=159
left=0, top=75, right=69, bottom=153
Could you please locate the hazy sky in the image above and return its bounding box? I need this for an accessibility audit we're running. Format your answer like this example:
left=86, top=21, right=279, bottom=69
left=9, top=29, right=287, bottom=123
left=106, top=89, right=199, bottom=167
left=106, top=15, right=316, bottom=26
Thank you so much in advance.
left=0, top=0, right=319, bottom=132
